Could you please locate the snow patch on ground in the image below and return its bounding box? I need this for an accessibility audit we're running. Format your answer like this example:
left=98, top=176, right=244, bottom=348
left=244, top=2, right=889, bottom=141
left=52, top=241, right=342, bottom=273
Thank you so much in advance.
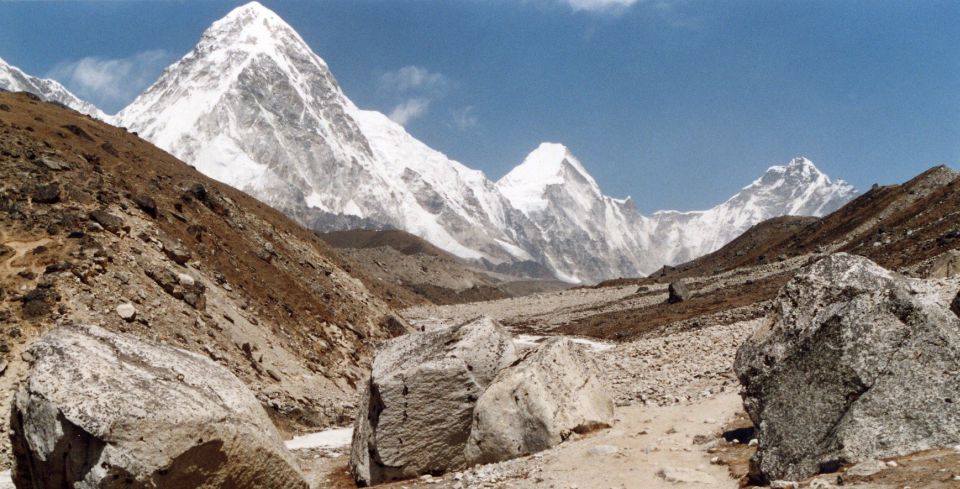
left=285, top=426, right=353, bottom=451
left=514, top=334, right=614, bottom=352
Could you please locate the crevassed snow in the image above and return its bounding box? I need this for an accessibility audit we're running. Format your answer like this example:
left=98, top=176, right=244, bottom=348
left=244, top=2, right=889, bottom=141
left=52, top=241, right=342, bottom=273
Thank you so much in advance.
left=285, top=426, right=353, bottom=451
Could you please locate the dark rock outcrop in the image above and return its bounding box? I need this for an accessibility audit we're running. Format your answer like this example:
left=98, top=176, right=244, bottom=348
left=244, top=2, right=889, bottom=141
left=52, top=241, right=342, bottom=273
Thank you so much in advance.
left=667, top=281, right=690, bottom=303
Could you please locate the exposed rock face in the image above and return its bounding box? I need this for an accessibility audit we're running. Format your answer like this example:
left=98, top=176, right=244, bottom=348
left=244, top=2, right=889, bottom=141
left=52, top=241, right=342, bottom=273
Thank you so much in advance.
left=735, top=253, right=960, bottom=483
left=350, top=316, right=517, bottom=486
left=11, top=325, right=308, bottom=489
left=465, top=338, right=614, bottom=465
left=667, top=281, right=690, bottom=303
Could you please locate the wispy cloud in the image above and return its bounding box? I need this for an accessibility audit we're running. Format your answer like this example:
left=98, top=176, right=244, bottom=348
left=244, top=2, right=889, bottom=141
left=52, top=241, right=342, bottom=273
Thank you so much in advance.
left=379, top=65, right=448, bottom=94
left=388, top=97, right=431, bottom=126
left=451, top=106, right=478, bottom=131
left=379, top=65, right=449, bottom=126
left=47, top=49, right=171, bottom=113
left=563, top=0, right=639, bottom=13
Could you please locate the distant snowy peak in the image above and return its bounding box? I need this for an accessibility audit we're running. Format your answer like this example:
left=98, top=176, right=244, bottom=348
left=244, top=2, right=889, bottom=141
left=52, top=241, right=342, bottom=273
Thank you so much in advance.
left=116, top=0, right=375, bottom=195
left=495, top=143, right=651, bottom=284
left=722, top=156, right=857, bottom=217
left=0, top=57, right=107, bottom=120
left=646, top=156, right=858, bottom=267
left=497, top=142, right=603, bottom=214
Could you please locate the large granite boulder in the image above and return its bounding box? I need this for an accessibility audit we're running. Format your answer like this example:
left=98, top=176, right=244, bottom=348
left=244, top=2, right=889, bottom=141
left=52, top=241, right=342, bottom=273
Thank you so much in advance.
left=350, top=316, right=517, bottom=486
left=465, top=338, right=614, bottom=465
left=735, top=253, right=960, bottom=483
left=11, top=325, right=307, bottom=489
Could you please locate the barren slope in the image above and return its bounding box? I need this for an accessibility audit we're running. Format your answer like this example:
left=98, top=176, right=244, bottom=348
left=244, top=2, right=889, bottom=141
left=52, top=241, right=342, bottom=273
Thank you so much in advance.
left=0, top=92, right=412, bottom=466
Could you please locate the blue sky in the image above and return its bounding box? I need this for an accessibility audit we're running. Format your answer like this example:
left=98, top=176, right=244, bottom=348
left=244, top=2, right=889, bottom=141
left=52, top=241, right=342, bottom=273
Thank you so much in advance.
left=1, top=0, right=958, bottom=212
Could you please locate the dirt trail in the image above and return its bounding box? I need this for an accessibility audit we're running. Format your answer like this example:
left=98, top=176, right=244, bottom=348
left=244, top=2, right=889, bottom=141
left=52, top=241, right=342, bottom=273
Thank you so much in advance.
left=514, top=393, right=742, bottom=488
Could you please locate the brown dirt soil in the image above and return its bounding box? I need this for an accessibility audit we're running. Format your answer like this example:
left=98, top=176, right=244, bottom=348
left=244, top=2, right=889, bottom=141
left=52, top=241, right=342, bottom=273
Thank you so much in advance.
left=320, top=228, right=567, bottom=306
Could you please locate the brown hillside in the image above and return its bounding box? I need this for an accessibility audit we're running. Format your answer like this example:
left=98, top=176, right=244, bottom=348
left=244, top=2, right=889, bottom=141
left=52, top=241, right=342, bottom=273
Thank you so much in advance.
left=0, top=91, right=412, bottom=465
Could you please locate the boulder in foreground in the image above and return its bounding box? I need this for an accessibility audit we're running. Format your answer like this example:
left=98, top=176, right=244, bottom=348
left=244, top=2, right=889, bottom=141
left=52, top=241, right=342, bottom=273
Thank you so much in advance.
left=735, top=253, right=960, bottom=482
left=11, top=324, right=307, bottom=489
left=350, top=316, right=517, bottom=486
left=465, top=337, right=614, bottom=465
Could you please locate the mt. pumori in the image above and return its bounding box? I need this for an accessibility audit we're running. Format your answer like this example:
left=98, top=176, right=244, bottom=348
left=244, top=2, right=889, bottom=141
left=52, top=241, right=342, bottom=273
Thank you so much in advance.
left=115, top=2, right=530, bottom=266
left=0, top=2, right=857, bottom=283
left=0, top=57, right=106, bottom=120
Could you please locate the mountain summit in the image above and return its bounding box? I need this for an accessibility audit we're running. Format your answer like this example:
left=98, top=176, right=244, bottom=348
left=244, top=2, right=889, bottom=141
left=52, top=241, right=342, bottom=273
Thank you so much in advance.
left=498, top=142, right=603, bottom=214
left=645, top=156, right=857, bottom=265
left=499, top=145, right=857, bottom=281
left=117, top=2, right=529, bottom=265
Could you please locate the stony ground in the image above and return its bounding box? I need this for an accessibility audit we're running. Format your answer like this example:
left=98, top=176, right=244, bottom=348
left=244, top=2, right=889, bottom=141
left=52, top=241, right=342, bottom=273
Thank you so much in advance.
left=315, top=259, right=960, bottom=488
left=306, top=283, right=769, bottom=488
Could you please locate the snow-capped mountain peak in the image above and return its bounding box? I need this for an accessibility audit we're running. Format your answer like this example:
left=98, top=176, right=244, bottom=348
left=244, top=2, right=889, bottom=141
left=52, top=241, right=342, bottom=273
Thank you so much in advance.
left=738, top=156, right=856, bottom=216
left=497, top=142, right=601, bottom=214
left=645, top=156, right=858, bottom=267
left=116, top=1, right=375, bottom=193
left=202, top=1, right=321, bottom=64
left=0, top=57, right=107, bottom=120
left=117, top=2, right=531, bottom=267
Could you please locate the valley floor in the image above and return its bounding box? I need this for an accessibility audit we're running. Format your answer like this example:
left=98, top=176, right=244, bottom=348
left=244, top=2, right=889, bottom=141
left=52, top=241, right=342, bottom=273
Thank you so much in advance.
left=308, top=276, right=960, bottom=488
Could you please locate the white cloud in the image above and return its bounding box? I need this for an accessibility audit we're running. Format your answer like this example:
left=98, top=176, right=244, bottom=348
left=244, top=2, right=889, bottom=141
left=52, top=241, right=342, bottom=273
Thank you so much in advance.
left=47, top=49, right=170, bottom=112
left=451, top=106, right=478, bottom=131
left=378, top=66, right=451, bottom=126
left=379, top=65, right=448, bottom=94
left=565, top=0, right=639, bottom=12
left=388, top=98, right=430, bottom=125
